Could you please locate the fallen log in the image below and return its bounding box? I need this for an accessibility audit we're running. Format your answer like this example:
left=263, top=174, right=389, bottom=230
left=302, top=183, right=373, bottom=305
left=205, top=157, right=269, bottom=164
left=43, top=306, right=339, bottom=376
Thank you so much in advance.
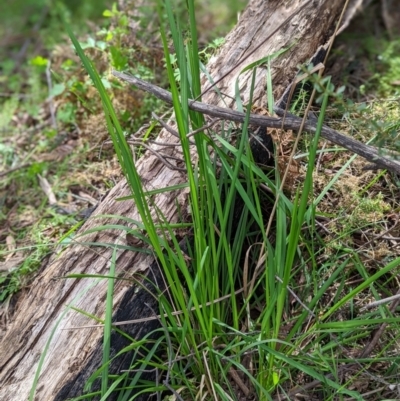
left=0, top=1, right=359, bottom=400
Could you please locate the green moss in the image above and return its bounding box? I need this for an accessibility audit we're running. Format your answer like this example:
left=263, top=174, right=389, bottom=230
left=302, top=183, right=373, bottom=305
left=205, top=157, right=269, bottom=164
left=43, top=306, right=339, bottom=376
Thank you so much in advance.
left=349, top=192, right=390, bottom=228
left=373, top=40, right=400, bottom=97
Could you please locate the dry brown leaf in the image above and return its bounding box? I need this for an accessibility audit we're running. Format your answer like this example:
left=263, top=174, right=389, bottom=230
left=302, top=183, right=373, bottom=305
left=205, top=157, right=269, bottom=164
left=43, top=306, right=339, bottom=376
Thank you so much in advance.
left=41, top=143, right=76, bottom=161
left=78, top=191, right=98, bottom=206
left=38, top=174, right=57, bottom=205
left=0, top=254, right=25, bottom=272
left=4, top=236, right=16, bottom=262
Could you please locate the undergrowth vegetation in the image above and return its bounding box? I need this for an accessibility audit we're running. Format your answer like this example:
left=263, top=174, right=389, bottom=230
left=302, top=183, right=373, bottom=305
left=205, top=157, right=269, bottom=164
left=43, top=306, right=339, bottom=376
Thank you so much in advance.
left=0, top=0, right=242, bottom=302
left=2, top=1, right=400, bottom=400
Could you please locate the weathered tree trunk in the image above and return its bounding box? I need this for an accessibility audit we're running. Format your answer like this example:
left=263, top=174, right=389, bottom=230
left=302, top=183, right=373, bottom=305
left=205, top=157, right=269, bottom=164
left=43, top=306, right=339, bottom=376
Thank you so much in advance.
left=0, top=1, right=352, bottom=399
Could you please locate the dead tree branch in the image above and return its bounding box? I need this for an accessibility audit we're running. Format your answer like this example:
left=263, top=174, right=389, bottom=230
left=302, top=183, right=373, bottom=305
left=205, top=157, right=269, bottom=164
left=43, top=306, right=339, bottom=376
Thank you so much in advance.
left=113, top=70, right=400, bottom=175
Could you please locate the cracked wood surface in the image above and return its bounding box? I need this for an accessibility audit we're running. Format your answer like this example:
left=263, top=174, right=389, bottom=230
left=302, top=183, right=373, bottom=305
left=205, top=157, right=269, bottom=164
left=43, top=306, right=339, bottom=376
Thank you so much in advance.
left=0, top=1, right=350, bottom=399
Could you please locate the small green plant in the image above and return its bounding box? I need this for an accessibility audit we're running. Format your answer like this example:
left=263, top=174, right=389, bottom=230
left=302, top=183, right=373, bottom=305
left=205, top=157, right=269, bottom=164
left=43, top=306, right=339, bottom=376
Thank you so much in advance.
left=374, top=40, right=400, bottom=97
left=0, top=208, right=76, bottom=302
left=101, top=2, right=130, bottom=70
left=198, top=36, right=225, bottom=63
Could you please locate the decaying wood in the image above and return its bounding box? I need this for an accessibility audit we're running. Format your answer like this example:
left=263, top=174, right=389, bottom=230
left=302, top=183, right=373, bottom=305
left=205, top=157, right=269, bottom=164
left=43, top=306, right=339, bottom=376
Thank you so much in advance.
left=382, top=0, right=400, bottom=38
left=0, top=1, right=359, bottom=400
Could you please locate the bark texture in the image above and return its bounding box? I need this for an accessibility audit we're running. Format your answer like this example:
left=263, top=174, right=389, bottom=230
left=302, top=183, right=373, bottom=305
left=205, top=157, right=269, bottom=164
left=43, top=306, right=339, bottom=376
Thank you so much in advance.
left=0, top=1, right=350, bottom=400
left=382, top=0, right=400, bottom=38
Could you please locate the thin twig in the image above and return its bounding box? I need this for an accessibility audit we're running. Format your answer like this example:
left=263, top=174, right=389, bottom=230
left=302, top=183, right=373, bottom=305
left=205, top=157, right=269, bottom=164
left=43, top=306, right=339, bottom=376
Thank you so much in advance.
left=275, top=275, right=316, bottom=318
left=186, top=118, right=221, bottom=138
left=151, top=112, right=196, bottom=146
left=227, top=366, right=250, bottom=397
left=144, top=302, right=174, bottom=387
left=46, top=60, right=57, bottom=130
left=0, top=163, right=31, bottom=177
left=151, top=112, right=182, bottom=140
left=64, top=287, right=246, bottom=329
left=132, top=141, right=186, bottom=171
left=108, top=138, right=187, bottom=172
left=144, top=140, right=183, bottom=148
left=163, top=382, right=185, bottom=401
left=359, top=288, right=400, bottom=358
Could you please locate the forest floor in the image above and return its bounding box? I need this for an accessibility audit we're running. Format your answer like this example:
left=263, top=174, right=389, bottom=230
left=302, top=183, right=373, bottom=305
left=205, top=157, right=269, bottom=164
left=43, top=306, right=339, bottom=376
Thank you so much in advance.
left=1, top=1, right=400, bottom=400
left=0, top=0, right=245, bottom=304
